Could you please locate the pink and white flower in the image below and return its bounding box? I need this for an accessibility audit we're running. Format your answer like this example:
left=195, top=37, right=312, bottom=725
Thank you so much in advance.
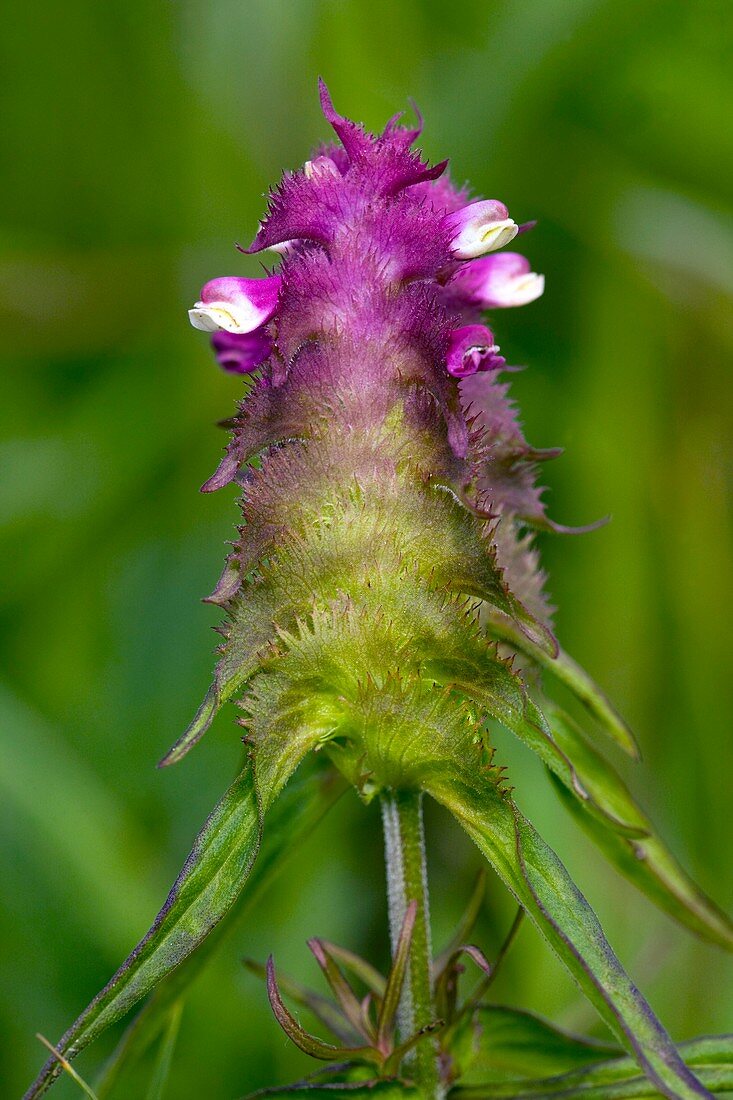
left=453, top=252, right=544, bottom=308
left=189, top=275, right=282, bottom=334
left=445, top=199, right=518, bottom=259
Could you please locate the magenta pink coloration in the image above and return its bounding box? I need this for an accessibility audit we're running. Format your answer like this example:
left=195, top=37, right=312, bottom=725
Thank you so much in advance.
left=451, top=252, right=544, bottom=308
left=446, top=325, right=505, bottom=377
left=211, top=330, right=272, bottom=375
left=189, top=275, right=282, bottom=334
left=191, top=80, right=542, bottom=468
left=444, top=199, right=518, bottom=259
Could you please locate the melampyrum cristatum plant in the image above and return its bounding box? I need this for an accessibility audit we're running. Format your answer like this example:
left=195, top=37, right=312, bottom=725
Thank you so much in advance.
left=26, top=84, right=733, bottom=1100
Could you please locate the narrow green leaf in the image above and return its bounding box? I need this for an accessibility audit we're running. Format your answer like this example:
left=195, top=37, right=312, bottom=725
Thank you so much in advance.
left=542, top=704, right=649, bottom=837
left=453, top=1033, right=733, bottom=1098
left=94, top=768, right=346, bottom=1098
left=483, top=613, right=639, bottom=758
left=24, top=767, right=262, bottom=1099
left=427, top=652, right=642, bottom=837
left=26, top=706, right=326, bottom=1100
left=158, top=683, right=219, bottom=767
left=159, top=584, right=285, bottom=766
left=427, top=772, right=712, bottom=1100
left=549, top=773, right=733, bottom=952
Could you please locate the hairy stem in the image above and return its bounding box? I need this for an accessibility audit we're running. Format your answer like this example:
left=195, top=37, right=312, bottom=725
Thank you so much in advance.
left=380, top=789, right=443, bottom=1099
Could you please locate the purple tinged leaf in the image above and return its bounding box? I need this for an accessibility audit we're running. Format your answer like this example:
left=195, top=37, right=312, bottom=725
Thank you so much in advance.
left=266, top=958, right=377, bottom=1065
left=460, top=908, right=524, bottom=1014
left=244, top=958, right=357, bottom=1046
left=382, top=1021, right=445, bottom=1076
left=317, top=78, right=373, bottom=162
left=308, top=939, right=375, bottom=1042
left=434, top=945, right=493, bottom=1025
left=316, top=942, right=387, bottom=1000
left=246, top=1080, right=421, bottom=1098
left=432, top=870, right=486, bottom=977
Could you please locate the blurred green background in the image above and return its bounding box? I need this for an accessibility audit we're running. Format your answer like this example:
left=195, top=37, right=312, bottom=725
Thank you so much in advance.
left=2, top=0, right=732, bottom=1095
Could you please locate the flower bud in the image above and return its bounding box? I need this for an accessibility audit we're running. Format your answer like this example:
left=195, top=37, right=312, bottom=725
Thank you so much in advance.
left=446, top=324, right=506, bottom=377
left=446, top=200, right=518, bottom=259
left=211, top=329, right=272, bottom=374
left=304, top=155, right=340, bottom=180
left=454, top=252, right=544, bottom=308
left=189, top=275, right=282, bottom=334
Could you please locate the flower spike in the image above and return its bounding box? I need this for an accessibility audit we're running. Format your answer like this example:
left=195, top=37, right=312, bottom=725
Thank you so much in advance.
left=26, top=82, right=732, bottom=1100
left=445, top=198, right=519, bottom=259
left=188, top=275, right=281, bottom=334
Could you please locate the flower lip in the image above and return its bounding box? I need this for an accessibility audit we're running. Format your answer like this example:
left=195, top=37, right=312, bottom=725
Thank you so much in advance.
left=189, top=275, right=282, bottom=334
left=453, top=252, right=545, bottom=308
left=446, top=324, right=506, bottom=378
left=446, top=199, right=519, bottom=260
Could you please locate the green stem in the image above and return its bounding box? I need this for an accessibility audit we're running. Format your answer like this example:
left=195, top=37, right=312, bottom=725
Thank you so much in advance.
left=380, top=789, right=443, bottom=1100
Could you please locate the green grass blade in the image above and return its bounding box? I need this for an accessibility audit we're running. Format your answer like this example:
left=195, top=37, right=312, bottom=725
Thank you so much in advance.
left=144, top=1002, right=182, bottom=1100
left=35, top=1037, right=100, bottom=1100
